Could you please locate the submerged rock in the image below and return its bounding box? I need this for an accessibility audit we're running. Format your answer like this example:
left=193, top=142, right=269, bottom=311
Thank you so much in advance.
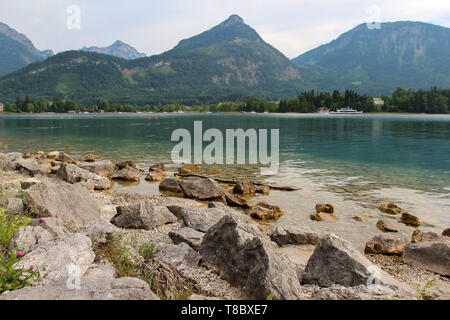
left=200, top=215, right=303, bottom=300
left=316, top=204, right=334, bottom=214
left=378, top=203, right=404, bottom=215
left=364, top=235, right=410, bottom=255
left=233, top=182, right=257, bottom=195
left=224, top=193, right=253, bottom=209
left=250, top=202, right=283, bottom=221
left=376, top=220, right=403, bottom=233
left=310, top=212, right=337, bottom=222
left=403, top=241, right=450, bottom=276
left=111, top=199, right=177, bottom=230
left=178, top=164, right=201, bottom=174
left=159, top=178, right=183, bottom=193
left=83, top=154, right=98, bottom=163
left=400, top=213, right=422, bottom=227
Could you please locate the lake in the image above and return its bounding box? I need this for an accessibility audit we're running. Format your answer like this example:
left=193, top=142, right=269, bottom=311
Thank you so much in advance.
left=0, top=113, right=449, bottom=249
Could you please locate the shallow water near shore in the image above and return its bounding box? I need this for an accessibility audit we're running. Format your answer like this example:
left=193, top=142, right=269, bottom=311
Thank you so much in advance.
left=1, top=113, right=449, bottom=249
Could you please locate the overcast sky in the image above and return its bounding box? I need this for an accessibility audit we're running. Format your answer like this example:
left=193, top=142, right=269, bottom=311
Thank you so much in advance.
left=1, top=0, right=449, bottom=58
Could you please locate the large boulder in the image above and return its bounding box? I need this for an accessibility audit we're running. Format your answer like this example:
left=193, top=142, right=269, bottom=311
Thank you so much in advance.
left=270, top=226, right=323, bottom=247
left=169, top=227, right=205, bottom=251
left=155, top=243, right=201, bottom=271
left=15, top=233, right=95, bottom=284
left=15, top=158, right=41, bottom=175
left=23, top=182, right=101, bottom=232
left=0, top=277, right=159, bottom=300
left=111, top=199, right=177, bottom=230
left=8, top=226, right=54, bottom=252
left=403, top=241, right=450, bottom=276
left=167, top=205, right=251, bottom=233
left=78, top=160, right=115, bottom=176
left=200, top=215, right=303, bottom=300
left=179, top=178, right=226, bottom=200
left=364, top=235, right=410, bottom=255
left=302, top=234, right=405, bottom=289
left=57, top=163, right=111, bottom=190
left=0, top=152, right=23, bottom=170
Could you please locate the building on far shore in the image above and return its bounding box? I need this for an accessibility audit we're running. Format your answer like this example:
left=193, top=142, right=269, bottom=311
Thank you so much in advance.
left=317, top=107, right=330, bottom=113
left=374, top=98, right=385, bottom=106
left=0, top=103, right=4, bottom=112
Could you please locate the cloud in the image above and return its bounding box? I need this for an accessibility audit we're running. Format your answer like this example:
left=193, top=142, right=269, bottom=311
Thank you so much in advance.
left=0, top=0, right=448, bottom=58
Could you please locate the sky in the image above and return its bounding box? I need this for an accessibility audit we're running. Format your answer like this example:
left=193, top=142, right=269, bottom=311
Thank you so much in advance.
left=0, top=0, right=449, bottom=59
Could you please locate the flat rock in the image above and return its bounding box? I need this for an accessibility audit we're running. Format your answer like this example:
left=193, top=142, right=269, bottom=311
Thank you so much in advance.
left=155, top=243, right=201, bottom=271
left=225, top=193, right=253, bottom=209
left=8, top=226, right=54, bottom=252
left=0, top=277, right=159, bottom=300
left=403, top=241, right=450, bottom=276
left=57, top=163, right=111, bottom=190
left=376, top=220, right=403, bottom=233
left=0, top=152, right=23, bottom=170
left=179, top=178, right=225, bottom=200
left=149, top=163, right=165, bottom=172
left=56, top=152, right=79, bottom=165
left=84, top=261, right=116, bottom=279
left=200, top=215, right=303, bottom=300
left=364, top=235, right=410, bottom=255
left=23, top=182, right=101, bottom=232
left=15, top=233, right=95, bottom=285
left=167, top=205, right=251, bottom=233
left=145, top=171, right=167, bottom=182
left=111, top=199, right=178, bottom=230
left=110, top=167, right=141, bottom=182
left=270, top=226, right=323, bottom=246
left=169, top=227, right=205, bottom=251
left=79, top=220, right=122, bottom=244
left=310, top=212, right=337, bottom=222
left=353, top=216, right=369, bottom=222
left=78, top=160, right=115, bottom=176
left=159, top=178, right=183, bottom=193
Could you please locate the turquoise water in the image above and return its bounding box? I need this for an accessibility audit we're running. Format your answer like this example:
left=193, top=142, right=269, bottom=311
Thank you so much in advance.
left=0, top=113, right=449, bottom=194
left=1, top=113, right=449, bottom=248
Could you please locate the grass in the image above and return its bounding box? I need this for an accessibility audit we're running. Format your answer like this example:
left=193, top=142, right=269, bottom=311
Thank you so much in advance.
left=0, top=205, right=39, bottom=295
left=417, top=280, right=435, bottom=300
left=94, top=234, right=205, bottom=300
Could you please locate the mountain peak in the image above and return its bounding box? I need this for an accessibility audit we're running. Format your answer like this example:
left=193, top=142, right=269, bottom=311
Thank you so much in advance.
left=221, top=14, right=245, bottom=26
left=81, top=41, right=146, bottom=59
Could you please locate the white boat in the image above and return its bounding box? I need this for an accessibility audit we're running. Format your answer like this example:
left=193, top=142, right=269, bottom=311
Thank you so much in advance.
left=330, top=107, right=363, bottom=114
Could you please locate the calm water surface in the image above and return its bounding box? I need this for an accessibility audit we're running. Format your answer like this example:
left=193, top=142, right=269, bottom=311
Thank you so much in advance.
left=1, top=113, right=449, bottom=249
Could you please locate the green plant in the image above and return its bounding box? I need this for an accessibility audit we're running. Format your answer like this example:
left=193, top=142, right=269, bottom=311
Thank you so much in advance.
left=266, top=294, right=274, bottom=300
left=417, top=280, right=435, bottom=300
left=138, top=242, right=155, bottom=262
left=0, top=251, right=40, bottom=294
left=95, top=235, right=138, bottom=278
left=0, top=208, right=32, bottom=253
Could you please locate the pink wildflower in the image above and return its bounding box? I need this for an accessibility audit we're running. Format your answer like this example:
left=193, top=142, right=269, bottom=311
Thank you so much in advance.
left=16, top=252, right=24, bottom=258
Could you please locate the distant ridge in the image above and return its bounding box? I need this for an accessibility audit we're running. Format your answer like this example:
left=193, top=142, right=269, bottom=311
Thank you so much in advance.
left=81, top=40, right=147, bottom=60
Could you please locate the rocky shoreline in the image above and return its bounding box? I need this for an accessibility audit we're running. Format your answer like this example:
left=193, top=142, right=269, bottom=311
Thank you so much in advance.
left=0, top=151, right=448, bottom=300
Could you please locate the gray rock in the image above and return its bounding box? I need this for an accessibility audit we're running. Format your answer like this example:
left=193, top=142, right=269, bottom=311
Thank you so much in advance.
left=57, top=163, right=111, bottom=190
left=15, top=233, right=95, bottom=284
left=159, top=178, right=183, bottom=193
left=303, top=234, right=406, bottom=290
left=200, top=215, right=303, bottom=300
left=56, top=152, right=79, bottom=165
left=8, top=226, right=54, bottom=252
left=403, top=241, right=450, bottom=276
left=84, top=261, right=116, bottom=279
left=169, top=227, right=205, bottom=251
left=0, top=152, right=23, bottom=170
left=20, top=178, right=40, bottom=190
left=2, top=197, right=24, bottom=214
left=365, top=235, right=410, bottom=255
left=0, top=277, right=159, bottom=300
left=179, top=178, right=226, bottom=200
left=167, top=205, right=251, bottom=233
left=270, top=226, right=323, bottom=246
left=79, top=220, right=122, bottom=244
left=310, top=284, right=409, bottom=300
left=30, top=217, right=66, bottom=236
left=78, top=160, right=115, bottom=176
left=110, top=167, right=141, bottom=182
left=155, top=243, right=201, bottom=271
left=111, top=199, right=178, bottom=230
left=23, top=182, right=101, bottom=232
left=16, top=158, right=41, bottom=175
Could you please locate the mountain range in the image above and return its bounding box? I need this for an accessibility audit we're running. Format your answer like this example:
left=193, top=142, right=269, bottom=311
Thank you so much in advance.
left=0, top=21, right=53, bottom=76
left=81, top=40, right=147, bottom=60
left=0, top=15, right=449, bottom=105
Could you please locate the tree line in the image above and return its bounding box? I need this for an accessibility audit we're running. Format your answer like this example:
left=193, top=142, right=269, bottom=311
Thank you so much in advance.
left=2, top=87, right=448, bottom=114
